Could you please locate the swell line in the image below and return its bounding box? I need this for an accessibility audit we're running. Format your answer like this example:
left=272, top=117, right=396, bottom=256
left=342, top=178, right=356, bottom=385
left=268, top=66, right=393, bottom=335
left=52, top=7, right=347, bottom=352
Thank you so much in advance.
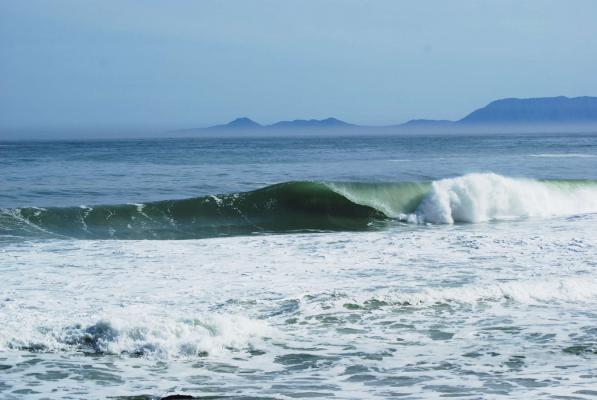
left=1, top=174, right=597, bottom=240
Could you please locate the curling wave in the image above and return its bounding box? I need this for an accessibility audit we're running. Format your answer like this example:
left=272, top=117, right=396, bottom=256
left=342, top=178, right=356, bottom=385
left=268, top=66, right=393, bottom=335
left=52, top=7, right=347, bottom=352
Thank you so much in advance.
left=411, top=173, right=597, bottom=224
left=1, top=173, right=596, bottom=239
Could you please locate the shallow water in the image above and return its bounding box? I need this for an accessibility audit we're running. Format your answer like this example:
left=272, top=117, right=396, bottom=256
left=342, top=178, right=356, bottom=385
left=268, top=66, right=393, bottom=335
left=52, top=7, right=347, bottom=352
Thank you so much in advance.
left=1, top=133, right=596, bottom=399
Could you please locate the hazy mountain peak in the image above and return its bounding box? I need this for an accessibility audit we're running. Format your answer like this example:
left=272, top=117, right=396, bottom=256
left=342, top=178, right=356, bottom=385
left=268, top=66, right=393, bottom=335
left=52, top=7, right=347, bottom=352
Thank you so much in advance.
left=460, top=96, right=597, bottom=124
left=189, top=95, right=597, bottom=134
left=224, top=117, right=262, bottom=128
left=269, top=117, right=354, bottom=129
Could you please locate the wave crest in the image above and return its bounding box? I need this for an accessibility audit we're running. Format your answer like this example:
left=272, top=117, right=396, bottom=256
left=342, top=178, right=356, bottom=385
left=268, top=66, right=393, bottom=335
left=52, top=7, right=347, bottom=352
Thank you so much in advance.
left=1, top=174, right=596, bottom=239
left=4, top=311, right=271, bottom=359
left=412, top=173, right=597, bottom=223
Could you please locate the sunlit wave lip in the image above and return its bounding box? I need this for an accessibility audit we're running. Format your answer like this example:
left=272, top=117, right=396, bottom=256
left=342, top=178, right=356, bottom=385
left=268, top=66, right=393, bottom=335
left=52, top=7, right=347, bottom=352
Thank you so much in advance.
left=1, top=173, right=597, bottom=239
left=327, top=173, right=597, bottom=224
left=405, top=173, right=597, bottom=224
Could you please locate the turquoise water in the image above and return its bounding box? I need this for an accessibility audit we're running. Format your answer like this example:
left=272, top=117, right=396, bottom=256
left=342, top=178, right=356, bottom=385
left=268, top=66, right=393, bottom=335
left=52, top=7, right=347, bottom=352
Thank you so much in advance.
left=1, top=132, right=596, bottom=399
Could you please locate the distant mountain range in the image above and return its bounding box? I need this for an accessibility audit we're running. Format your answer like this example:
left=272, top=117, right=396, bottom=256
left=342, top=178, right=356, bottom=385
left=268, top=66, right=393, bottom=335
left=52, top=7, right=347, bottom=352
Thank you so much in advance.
left=180, top=96, right=597, bottom=133
left=460, top=96, right=597, bottom=124
left=206, top=117, right=356, bottom=131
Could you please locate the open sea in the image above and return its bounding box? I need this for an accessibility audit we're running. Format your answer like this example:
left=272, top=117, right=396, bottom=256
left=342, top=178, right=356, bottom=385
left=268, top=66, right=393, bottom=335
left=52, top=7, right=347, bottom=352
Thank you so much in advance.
left=1, top=132, right=597, bottom=399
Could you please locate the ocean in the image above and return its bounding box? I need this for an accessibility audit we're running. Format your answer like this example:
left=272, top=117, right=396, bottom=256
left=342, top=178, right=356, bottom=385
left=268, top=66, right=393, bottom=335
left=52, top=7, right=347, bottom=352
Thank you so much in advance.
left=1, top=132, right=596, bottom=399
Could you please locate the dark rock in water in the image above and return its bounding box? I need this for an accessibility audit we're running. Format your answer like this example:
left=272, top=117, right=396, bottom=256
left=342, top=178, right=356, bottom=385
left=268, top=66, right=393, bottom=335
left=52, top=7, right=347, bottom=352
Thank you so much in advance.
left=161, top=395, right=196, bottom=400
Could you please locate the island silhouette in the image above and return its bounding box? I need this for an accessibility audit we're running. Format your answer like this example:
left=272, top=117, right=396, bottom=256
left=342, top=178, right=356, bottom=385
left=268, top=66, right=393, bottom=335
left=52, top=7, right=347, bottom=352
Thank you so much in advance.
left=179, top=96, right=597, bottom=134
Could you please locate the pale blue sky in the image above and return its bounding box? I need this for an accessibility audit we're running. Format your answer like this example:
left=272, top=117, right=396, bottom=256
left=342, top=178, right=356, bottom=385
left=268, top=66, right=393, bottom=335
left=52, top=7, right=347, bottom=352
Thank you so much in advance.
left=1, top=0, right=596, bottom=136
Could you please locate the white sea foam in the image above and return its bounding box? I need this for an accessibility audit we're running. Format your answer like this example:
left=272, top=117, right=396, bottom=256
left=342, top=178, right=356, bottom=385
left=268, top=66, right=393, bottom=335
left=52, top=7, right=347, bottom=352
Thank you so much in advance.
left=359, top=276, right=597, bottom=307
left=411, top=173, right=597, bottom=223
left=1, top=307, right=271, bottom=359
left=1, top=214, right=596, bottom=399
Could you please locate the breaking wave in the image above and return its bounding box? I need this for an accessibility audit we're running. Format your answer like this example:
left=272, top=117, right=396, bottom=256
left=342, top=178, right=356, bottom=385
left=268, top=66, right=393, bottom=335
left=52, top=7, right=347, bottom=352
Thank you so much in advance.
left=2, top=311, right=270, bottom=359
left=1, top=173, right=596, bottom=239
left=411, top=173, right=597, bottom=224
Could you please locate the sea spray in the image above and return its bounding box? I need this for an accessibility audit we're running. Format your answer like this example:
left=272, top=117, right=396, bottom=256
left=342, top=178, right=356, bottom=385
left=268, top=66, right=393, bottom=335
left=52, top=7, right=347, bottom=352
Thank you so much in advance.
left=413, top=173, right=597, bottom=223
left=2, top=306, right=271, bottom=359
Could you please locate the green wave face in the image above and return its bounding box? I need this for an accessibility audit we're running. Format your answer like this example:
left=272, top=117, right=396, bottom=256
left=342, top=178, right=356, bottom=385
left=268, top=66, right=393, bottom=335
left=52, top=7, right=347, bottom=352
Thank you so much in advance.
left=0, top=182, right=393, bottom=240
left=2, top=175, right=597, bottom=240
left=325, top=181, right=430, bottom=218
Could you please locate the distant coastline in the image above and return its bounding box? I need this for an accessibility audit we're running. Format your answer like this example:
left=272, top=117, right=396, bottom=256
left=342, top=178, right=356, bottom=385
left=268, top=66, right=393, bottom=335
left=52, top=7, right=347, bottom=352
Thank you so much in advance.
left=177, top=96, right=597, bottom=134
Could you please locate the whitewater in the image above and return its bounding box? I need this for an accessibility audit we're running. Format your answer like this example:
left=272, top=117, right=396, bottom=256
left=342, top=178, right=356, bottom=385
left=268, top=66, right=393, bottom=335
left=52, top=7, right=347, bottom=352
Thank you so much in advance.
left=331, top=173, right=597, bottom=224
left=1, top=216, right=596, bottom=399
left=1, top=134, right=596, bottom=399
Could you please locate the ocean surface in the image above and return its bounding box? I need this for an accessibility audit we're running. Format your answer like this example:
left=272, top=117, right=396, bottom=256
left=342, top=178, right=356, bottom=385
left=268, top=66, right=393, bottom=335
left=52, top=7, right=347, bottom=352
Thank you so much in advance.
left=1, top=132, right=597, bottom=399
